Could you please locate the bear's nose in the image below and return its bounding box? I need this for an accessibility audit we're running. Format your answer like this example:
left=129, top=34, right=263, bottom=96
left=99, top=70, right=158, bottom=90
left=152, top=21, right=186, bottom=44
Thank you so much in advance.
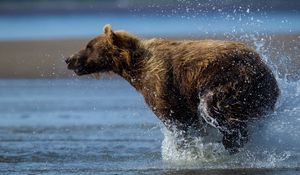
left=65, top=57, right=71, bottom=64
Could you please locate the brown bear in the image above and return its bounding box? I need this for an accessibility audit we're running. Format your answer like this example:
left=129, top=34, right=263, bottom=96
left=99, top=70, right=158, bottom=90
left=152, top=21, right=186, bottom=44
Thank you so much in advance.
left=65, top=24, right=279, bottom=154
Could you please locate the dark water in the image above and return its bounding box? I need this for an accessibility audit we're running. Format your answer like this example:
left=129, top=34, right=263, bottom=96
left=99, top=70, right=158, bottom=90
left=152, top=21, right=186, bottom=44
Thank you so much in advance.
left=0, top=76, right=299, bottom=175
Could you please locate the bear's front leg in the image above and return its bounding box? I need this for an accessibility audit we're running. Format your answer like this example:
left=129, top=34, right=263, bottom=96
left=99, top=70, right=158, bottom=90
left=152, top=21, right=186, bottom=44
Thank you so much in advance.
left=145, top=93, right=205, bottom=148
left=156, top=105, right=206, bottom=149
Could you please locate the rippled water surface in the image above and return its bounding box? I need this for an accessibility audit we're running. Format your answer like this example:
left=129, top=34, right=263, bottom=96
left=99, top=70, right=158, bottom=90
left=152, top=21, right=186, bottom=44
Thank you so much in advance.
left=0, top=75, right=299, bottom=174
left=0, top=79, right=162, bottom=174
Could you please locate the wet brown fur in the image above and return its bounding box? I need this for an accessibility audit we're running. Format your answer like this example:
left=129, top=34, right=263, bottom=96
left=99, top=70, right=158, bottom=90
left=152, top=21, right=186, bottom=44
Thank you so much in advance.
left=66, top=25, right=280, bottom=153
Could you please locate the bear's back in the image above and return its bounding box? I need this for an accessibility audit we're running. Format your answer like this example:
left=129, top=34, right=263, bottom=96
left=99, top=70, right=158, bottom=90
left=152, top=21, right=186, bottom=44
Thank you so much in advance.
left=141, top=38, right=278, bottom=119
left=142, top=39, right=265, bottom=92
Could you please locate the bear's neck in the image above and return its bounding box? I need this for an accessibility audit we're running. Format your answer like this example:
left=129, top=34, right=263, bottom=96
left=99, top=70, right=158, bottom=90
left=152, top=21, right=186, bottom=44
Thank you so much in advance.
left=112, top=42, right=149, bottom=91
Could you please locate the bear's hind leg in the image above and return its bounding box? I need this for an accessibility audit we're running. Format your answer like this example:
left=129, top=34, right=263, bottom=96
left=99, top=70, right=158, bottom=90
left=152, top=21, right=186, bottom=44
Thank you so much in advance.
left=198, top=90, right=249, bottom=154
left=221, top=121, right=248, bottom=154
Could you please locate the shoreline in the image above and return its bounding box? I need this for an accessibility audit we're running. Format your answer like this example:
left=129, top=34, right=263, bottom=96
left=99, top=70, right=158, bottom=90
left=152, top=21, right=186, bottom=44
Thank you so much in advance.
left=0, top=33, right=299, bottom=79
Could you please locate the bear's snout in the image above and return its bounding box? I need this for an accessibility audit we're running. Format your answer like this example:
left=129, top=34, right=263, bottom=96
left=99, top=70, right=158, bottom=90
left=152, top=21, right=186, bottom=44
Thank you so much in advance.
left=65, top=54, right=89, bottom=76
left=65, top=56, right=77, bottom=70
left=65, top=57, right=71, bottom=64
left=65, top=56, right=79, bottom=74
left=65, top=53, right=82, bottom=69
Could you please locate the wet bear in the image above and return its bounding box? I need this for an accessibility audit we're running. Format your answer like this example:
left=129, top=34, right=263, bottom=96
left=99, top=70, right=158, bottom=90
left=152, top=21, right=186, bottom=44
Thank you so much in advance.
left=65, top=24, right=279, bottom=154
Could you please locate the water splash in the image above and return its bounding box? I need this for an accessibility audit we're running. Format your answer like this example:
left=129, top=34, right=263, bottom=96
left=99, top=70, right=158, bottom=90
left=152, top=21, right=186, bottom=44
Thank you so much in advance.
left=160, top=34, right=300, bottom=170
left=161, top=127, right=225, bottom=163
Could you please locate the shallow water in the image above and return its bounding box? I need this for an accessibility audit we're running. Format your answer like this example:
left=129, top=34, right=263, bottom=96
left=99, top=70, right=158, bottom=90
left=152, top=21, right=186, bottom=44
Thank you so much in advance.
left=0, top=76, right=299, bottom=174
left=0, top=79, right=162, bottom=174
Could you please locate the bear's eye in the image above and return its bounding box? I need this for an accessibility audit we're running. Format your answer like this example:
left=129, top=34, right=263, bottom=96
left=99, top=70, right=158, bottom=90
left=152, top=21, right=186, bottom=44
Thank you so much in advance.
left=86, top=44, right=92, bottom=49
left=86, top=45, right=94, bottom=53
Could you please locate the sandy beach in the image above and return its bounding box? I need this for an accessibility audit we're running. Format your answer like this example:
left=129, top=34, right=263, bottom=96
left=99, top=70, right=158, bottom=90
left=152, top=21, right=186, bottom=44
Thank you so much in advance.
left=0, top=34, right=299, bottom=79
left=0, top=38, right=89, bottom=78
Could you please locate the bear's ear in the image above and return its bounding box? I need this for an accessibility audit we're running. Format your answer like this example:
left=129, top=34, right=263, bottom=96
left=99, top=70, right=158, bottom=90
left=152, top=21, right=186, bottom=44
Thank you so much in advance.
left=103, top=24, right=112, bottom=35
left=103, top=24, right=117, bottom=41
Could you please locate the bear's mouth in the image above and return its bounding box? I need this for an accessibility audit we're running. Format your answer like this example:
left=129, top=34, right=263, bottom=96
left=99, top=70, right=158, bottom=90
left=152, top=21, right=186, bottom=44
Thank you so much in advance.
left=91, top=72, right=101, bottom=79
left=66, top=61, right=101, bottom=77
left=73, top=66, right=89, bottom=76
left=73, top=66, right=101, bottom=78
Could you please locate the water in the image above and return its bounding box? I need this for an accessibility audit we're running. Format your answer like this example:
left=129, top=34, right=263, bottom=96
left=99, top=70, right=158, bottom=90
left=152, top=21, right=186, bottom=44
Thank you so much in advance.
left=0, top=12, right=300, bottom=40
left=0, top=73, right=299, bottom=174
left=0, top=79, right=163, bottom=174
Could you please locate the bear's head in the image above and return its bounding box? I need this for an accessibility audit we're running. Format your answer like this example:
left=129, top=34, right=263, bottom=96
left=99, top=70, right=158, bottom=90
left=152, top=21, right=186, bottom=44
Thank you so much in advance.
left=65, top=24, right=139, bottom=76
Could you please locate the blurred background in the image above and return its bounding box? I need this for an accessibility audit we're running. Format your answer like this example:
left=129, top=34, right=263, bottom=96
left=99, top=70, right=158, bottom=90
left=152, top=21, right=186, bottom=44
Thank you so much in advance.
left=1, top=1, right=300, bottom=174
left=0, top=0, right=299, bottom=78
